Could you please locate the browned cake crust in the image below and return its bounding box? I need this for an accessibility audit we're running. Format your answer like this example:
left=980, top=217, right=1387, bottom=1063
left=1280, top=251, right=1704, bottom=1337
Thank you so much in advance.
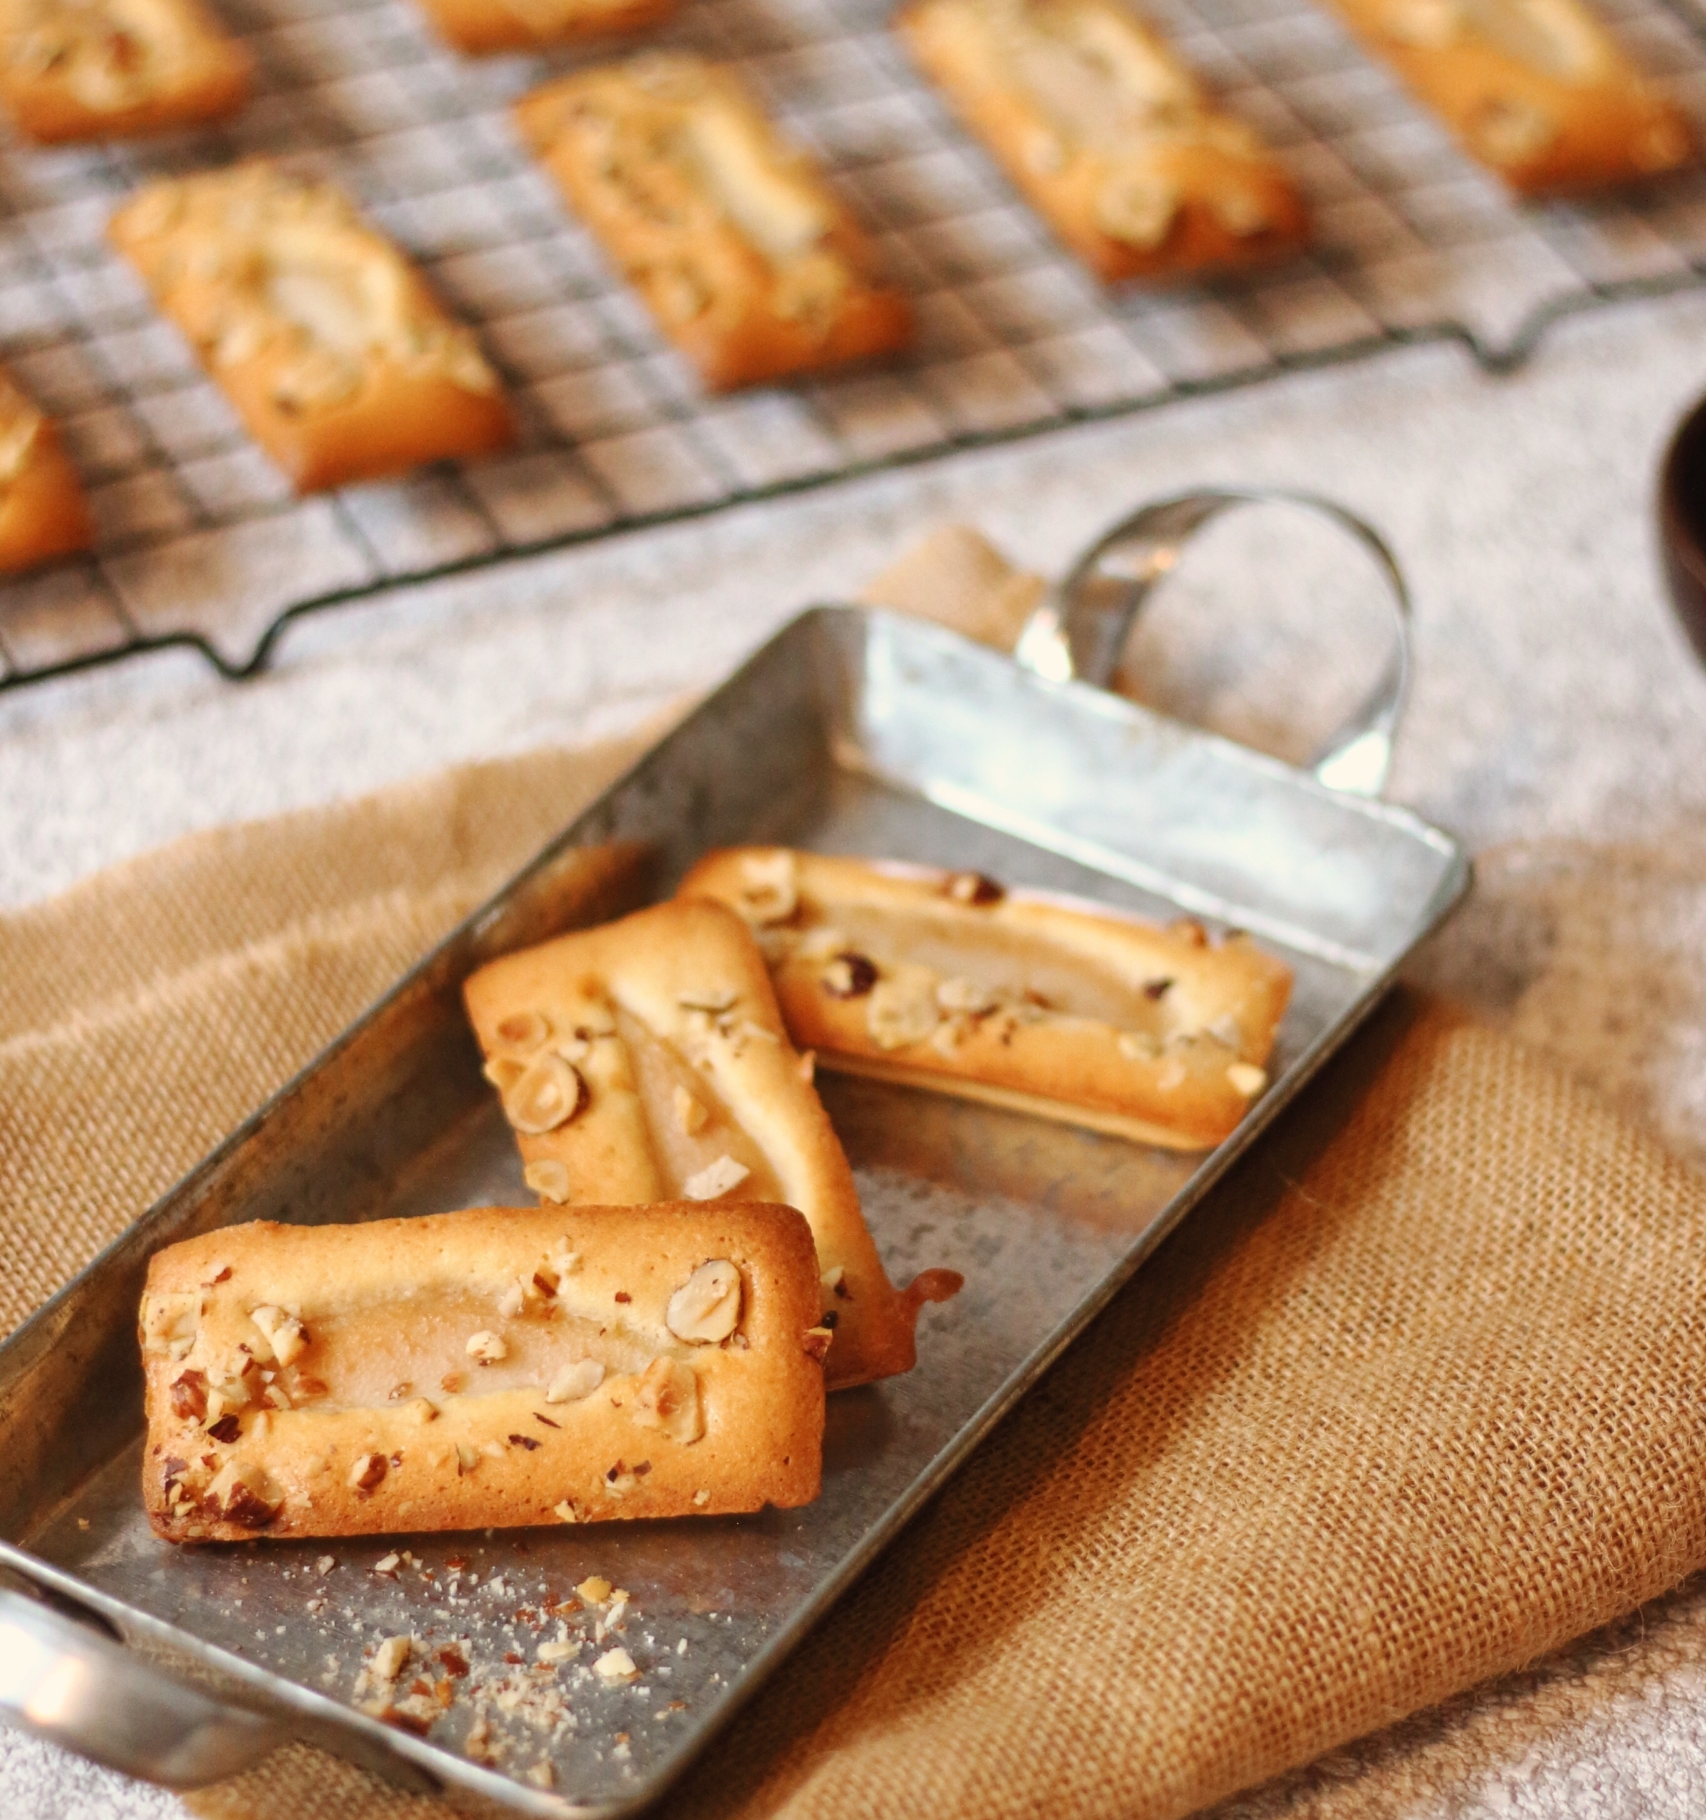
left=0, top=0, right=251, bottom=143
left=680, top=849, right=1293, bottom=1152
left=896, top=0, right=1308, bottom=284
left=462, top=898, right=959, bottom=1391
left=108, top=163, right=516, bottom=493
left=0, top=367, right=95, bottom=574
left=141, top=1201, right=827, bottom=1543
left=1317, top=0, right=1691, bottom=193
left=416, top=0, right=674, bottom=55
left=513, top=54, right=914, bottom=392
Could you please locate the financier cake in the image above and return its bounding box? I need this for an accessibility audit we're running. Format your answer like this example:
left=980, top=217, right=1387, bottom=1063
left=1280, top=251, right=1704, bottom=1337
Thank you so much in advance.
left=680, top=847, right=1293, bottom=1150
left=462, top=897, right=960, bottom=1393
left=141, top=1201, right=827, bottom=1542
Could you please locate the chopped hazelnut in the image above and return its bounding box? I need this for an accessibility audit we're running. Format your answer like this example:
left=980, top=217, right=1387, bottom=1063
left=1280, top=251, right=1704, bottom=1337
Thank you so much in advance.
left=492, top=1010, right=551, bottom=1057
left=666, top=1259, right=743, bottom=1343
left=502, top=1054, right=586, bottom=1136
left=944, top=870, right=1004, bottom=905
left=736, top=850, right=797, bottom=925
left=1227, top=1062, right=1268, bottom=1098
left=350, top=1454, right=387, bottom=1493
left=407, top=1398, right=438, bottom=1425
left=466, top=1330, right=508, bottom=1365
left=250, top=1305, right=309, bottom=1368
left=630, top=1357, right=703, bottom=1445
left=682, top=1155, right=750, bottom=1202
left=373, top=1636, right=411, bottom=1681
left=821, top=952, right=877, bottom=998
left=802, top=1325, right=834, bottom=1362
left=866, top=976, right=941, bottom=1050
left=536, top=1638, right=575, bottom=1664
left=578, top=1576, right=613, bottom=1604
left=593, top=1647, right=638, bottom=1683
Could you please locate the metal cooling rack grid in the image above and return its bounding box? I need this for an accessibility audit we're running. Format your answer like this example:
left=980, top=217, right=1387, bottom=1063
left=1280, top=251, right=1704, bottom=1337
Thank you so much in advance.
left=3, top=0, right=1706, bottom=693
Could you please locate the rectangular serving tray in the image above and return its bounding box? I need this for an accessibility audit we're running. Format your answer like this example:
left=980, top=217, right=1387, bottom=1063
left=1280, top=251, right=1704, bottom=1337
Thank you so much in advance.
left=0, top=604, right=1468, bottom=1815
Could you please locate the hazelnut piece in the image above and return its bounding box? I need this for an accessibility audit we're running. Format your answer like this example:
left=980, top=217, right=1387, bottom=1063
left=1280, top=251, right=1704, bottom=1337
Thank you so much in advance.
left=503, top=1054, right=586, bottom=1135
left=466, top=1330, right=508, bottom=1365
left=681, top=1155, right=749, bottom=1202
left=350, top=1453, right=387, bottom=1492
left=630, top=1357, right=703, bottom=1445
left=492, top=1010, right=551, bottom=1057
left=821, top=953, right=877, bottom=998
left=944, top=870, right=1004, bottom=905
left=525, top=1158, right=572, bottom=1203
left=250, top=1305, right=309, bottom=1367
left=666, top=1260, right=743, bottom=1343
left=736, top=850, right=797, bottom=925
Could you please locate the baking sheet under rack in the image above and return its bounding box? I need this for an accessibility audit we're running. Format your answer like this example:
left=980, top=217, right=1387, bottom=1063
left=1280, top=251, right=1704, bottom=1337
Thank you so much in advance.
left=3, top=0, right=1706, bottom=695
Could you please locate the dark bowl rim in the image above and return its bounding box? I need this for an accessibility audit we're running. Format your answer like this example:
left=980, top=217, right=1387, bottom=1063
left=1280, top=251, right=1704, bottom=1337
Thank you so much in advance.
left=1658, top=388, right=1706, bottom=593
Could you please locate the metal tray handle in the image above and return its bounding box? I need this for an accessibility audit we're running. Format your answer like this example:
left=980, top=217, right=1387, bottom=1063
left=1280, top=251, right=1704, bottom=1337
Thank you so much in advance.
left=1014, top=487, right=1413, bottom=798
left=0, top=1581, right=281, bottom=1787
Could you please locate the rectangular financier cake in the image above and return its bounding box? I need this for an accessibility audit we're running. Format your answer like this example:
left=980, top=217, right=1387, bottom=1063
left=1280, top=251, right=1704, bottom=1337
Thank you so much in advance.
left=680, top=849, right=1294, bottom=1152
left=415, top=0, right=674, bottom=56
left=463, top=898, right=960, bottom=1393
left=142, top=1201, right=827, bottom=1543
left=1316, top=0, right=1691, bottom=193
left=897, top=0, right=1309, bottom=284
left=514, top=54, right=914, bottom=391
left=108, top=162, right=516, bottom=493
left=0, top=366, right=94, bottom=575
left=0, top=0, right=251, bottom=143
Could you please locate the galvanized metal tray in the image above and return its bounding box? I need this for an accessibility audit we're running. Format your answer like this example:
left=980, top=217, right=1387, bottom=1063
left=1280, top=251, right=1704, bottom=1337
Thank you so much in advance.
left=0, top=490, right=1467, bottom=1816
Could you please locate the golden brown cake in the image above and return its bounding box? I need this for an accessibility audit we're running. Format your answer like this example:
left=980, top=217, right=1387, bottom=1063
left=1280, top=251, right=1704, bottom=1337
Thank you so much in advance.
left=109, top=163, right=516, bottom=493
left=462, top=897, right=960, bottom=1392
left=415, top=0, right=674, bottom=56
left=1316, top=0, right=1691, bottom=193
left=514, top=54, right=914, bottom=391
left=142, top=1201, right=827, bottom=1542
left=897, top=0, right=1309, bottom=283
left=681, top=848, right=1293, bottom=1151
left=0, top=366, right=95, bottom=575
left=0, top=0, right=251, bottom=143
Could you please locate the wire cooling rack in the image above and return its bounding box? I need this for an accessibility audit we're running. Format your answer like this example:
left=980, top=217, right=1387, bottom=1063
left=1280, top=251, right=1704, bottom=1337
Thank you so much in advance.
left=4, top=0, right=1706, bottom=693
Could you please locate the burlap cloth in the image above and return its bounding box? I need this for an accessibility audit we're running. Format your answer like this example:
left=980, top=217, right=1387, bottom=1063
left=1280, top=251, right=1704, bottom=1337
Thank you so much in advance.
left=6, top=529, right=1706, bottom=1820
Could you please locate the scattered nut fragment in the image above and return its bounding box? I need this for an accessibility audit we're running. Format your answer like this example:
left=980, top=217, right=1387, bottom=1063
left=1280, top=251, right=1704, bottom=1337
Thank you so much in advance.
left=682, top=1155, right=750, bottom=1202
left=554, top=1499, right=580, bottom=1523
left=692, top=1489, right=710, bottom=1508
left=802, top=1325, right=834, bottom=1362
left=503, top=1053, right=586, bottom=1136
left=141, top=1293, right=200, bottom=1359
left=350, top=1454, right=387, bottom=1493
left=497, top=1282, right=526, bottom=1319
left=406, top=1398, right=438, bottom=1425
left=821, top=952, right=877, bottom=998
left=465, top=1718, right=497, bottom=1763
left=631, top=1357, right=703, bottom=1445
left=936, top=976, right=998, bottom=1016
left=1118, top=1031, right=1161, bottom=1061
left=493, top=1010, right=551, bottom=1057
left=537, top=1638, right=576, bottom=1664
left=737, top=850, right=797, bottom=925
left=373, top=1636, right=412, bottom=1681
left=316, top=1555, right=335, bottom=1574
left=945, top=870, right=1004, bottom=905
left=666, top=1259, right=743, bottom=1343
left=821, top=1265, right=847, bottom=1298
left=594, top=1647, right=638, bottom=1682
left=170, top=1369, right=208, bottom=1421
left=578, top=1575, right=613, bottom=1604
left=456, top=1443, right=479, bottom=1476
left=1227, top=1062, right=1268, bottom=1098
left=673, top=1084, right=710, bottom=1136
left=1094, top=170, right=1180, bottom=250
left=203, top=1461, right=278, bottom=1528
left=250, top=1305, right=309, bottom=1367
left=546, top=1358, right=605, bottom=1403
left=525, top=1158, right=572, bottom=1203
left=466, top=1330, right=508, bottom=1365
left=866, top=976, right=941, bottom=1050
left=527, top=1761, right=555, bottom=1790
